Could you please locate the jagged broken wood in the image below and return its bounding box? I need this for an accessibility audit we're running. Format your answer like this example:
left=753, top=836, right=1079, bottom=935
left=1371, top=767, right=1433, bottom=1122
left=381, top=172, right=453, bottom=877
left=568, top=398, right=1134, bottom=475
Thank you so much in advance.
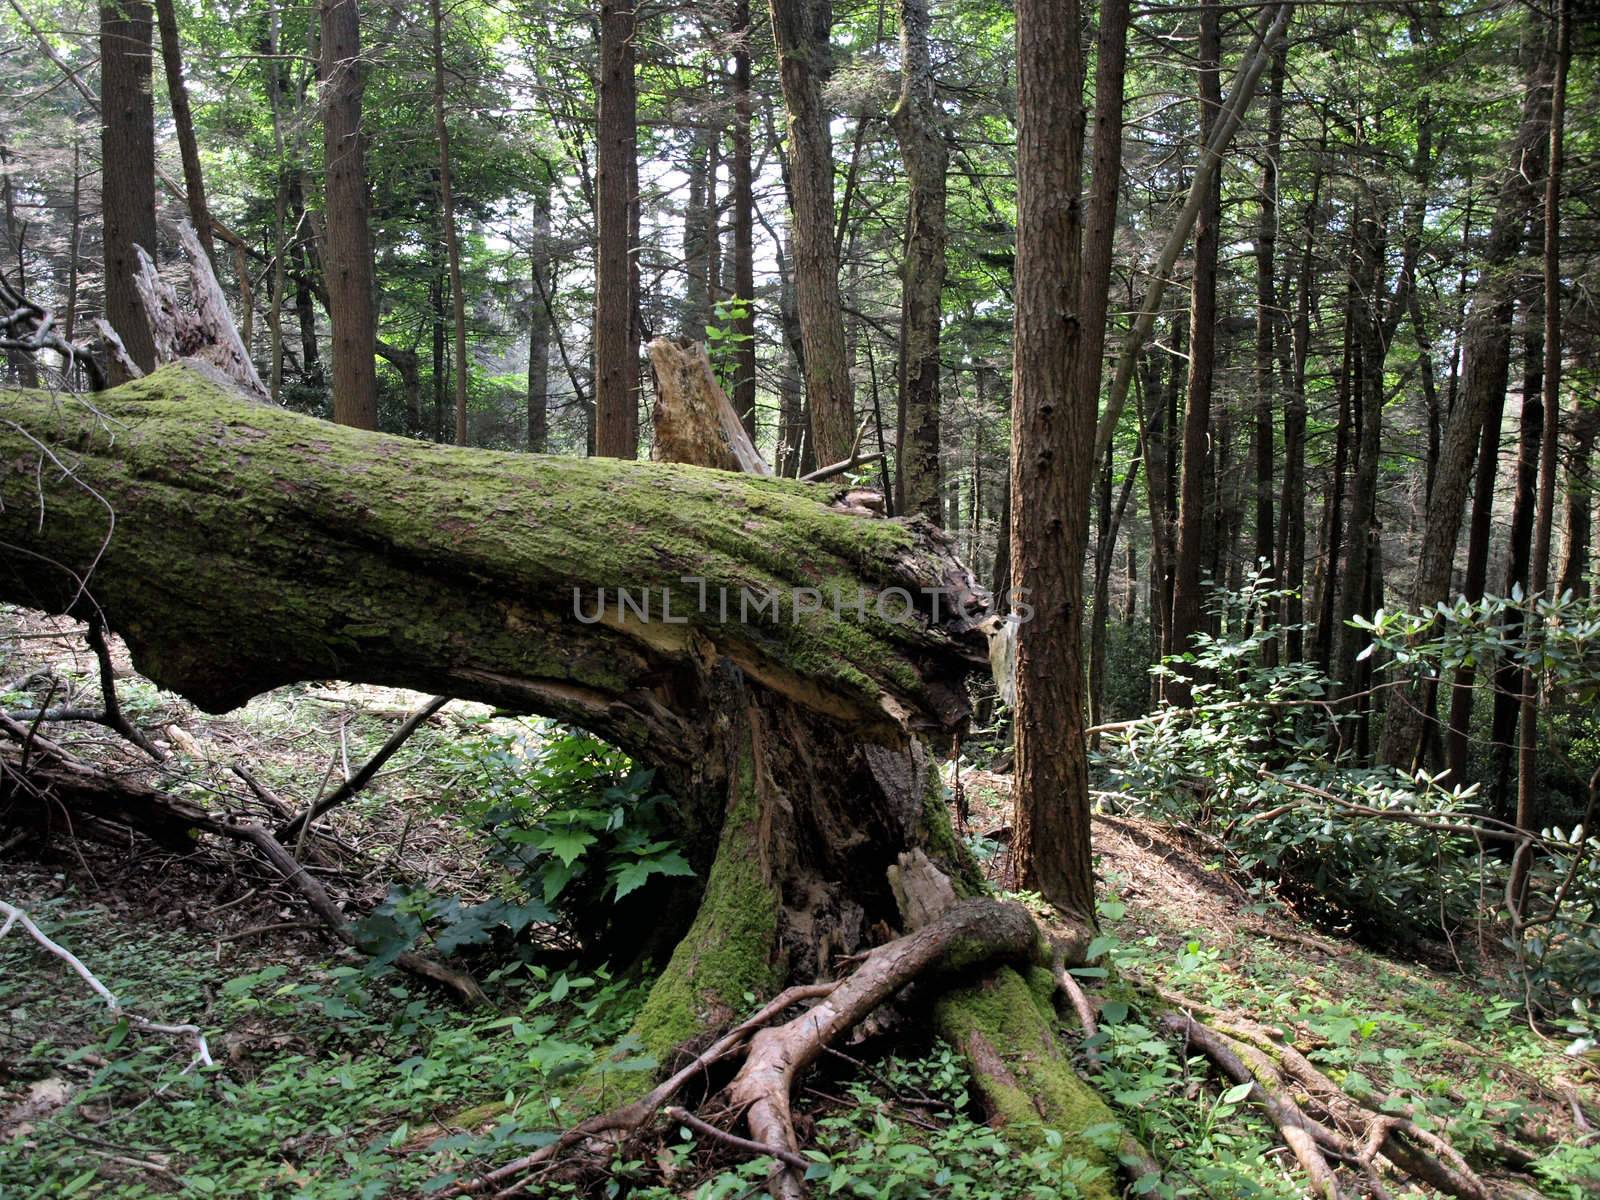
left=131, top=220, right=269, bottom=400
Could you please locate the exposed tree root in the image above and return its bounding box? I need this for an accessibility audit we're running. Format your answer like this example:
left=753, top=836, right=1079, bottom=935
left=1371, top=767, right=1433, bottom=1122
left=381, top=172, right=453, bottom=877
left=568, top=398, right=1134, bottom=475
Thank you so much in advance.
left=453, top=901, right=1044, bottom=1199
left=1163, top=1008, right=1542, bottom=1200
left=447, top=983, right=840, bottom=1195
left=729, top=900, right=1038, bottom=1199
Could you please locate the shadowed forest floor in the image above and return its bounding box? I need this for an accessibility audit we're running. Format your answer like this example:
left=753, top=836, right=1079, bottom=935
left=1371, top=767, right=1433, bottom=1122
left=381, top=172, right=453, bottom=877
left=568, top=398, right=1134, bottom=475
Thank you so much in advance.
left=2, top=606, right=1596, bottom=1198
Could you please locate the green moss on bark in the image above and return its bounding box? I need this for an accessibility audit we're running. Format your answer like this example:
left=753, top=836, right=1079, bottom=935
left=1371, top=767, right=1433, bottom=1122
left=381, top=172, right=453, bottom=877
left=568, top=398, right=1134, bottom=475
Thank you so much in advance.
left=627, top=742, right=782, bottom=1064
left=0, top=365, right=976, bottom=735
left=934, top=968, right=1119, bottom=1200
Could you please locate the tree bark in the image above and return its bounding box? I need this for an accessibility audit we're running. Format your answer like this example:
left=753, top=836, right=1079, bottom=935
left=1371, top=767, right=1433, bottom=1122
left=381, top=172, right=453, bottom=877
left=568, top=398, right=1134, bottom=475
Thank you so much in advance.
left=527, top=185, right=552, bottom=453
left=889, top=0, right=947, bottom=525
left=1007, top=0, right=1094, bottom=918
left=730, top=0, right=759, bottom=441
left=1515, top=0, right=1570, bottom=907
left=0, top=139, right=38, bottom=388
left=594, top=0, right=639, bottom=459
left=319, top=0, right=379, bottom=429
left=1443, top=352, right=1506, bottom=779
left=100, top=0, right=160, bottom=383
left=1253, top=44, right=1283, bottom=638
left=1377, top=33, right=1551, bottom=768
left=768, top=0, right=855, bottom=466
left=1558, top=402, right=1595, bottom=599
left=152, top=0, right=214, bottom=267
left=430, top=0, right=471, bottom=446
left=1331, top=192, right=1388, bottom=700
left=1279, top=134, right=1323, bottom=667
left=1166, top=0, right=1223, bottom=707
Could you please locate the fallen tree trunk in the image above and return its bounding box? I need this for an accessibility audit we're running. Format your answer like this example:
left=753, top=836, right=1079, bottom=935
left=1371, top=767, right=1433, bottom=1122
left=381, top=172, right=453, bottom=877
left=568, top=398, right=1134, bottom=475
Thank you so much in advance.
left=0, top=365, right=1130, bottom=1190
left=0, top=363, right=993, bottom=1019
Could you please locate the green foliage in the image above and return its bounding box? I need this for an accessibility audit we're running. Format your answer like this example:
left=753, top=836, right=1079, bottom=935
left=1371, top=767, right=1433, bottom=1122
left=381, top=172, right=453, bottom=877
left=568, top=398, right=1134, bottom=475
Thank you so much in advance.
left=705, top=296, right=753, bottom=394
left=1101, top=572, right=1484, bottom=943
left=355, top=721, right=695, bottom=963
left=1097, top=571, right=1600, bottom=1034
left=0, top=891, right=650, bottom=1199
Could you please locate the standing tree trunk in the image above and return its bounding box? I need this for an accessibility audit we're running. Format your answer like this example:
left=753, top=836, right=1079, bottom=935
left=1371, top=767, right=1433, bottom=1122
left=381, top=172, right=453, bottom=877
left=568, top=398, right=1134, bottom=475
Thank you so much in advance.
left=1279, top=135, right=1323, bottom=667
left=683, top=130, right=711, bottom=334
left=0, top=140, right=38, bottom=388
left=1558, top=403, right=1595, bottom=599
left=1331, top=191, right=1388, bottom=700
left=768, top=0, right=855, bottom=466
left=1166, top=0, right=1222, bottom=707
left=1252, top=43, right=1283, bottom=643
left=1514, top=0, right=1570, bottom=908
left=594, top=0, right=639, bottom=459
left=320, top=0, right=379, bottom=429
left=889, top=0, right=947, bottom=525
left=1443, top=347, right=1506, bottom=779
left=730, top=0, right=759, bottom=441
left=100, top=0, right=159, bottom=382
left=152, top=0, right=214, bottom=266
left=1008, top=0, right=1125, bottom=919
left=430, top=0, right=471, bottom=446
left=527, top=186, right=552, bottom=453
left=1488, top=319, right=1546, bottom=812
left=1378, top=34, right=1551, bottom=768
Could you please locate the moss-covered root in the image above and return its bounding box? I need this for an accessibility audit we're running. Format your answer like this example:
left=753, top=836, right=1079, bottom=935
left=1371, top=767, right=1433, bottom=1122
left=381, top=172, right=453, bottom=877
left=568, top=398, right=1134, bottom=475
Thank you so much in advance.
left=934, top=966, right=1124, bottom=1200
left=628, top=740, right=783, bottom=1066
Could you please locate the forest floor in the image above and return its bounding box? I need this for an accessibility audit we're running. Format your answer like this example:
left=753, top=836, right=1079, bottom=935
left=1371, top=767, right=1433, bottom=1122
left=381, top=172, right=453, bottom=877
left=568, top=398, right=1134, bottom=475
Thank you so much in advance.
left=1, top=606, right=1596, bottom=1198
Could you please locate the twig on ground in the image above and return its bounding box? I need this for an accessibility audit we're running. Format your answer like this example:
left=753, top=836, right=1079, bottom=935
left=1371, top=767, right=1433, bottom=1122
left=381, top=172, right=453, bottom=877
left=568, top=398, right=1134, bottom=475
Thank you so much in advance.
left=0, top=898, right=213, bottom=1067
left=276, top=695, right=450, bottom=843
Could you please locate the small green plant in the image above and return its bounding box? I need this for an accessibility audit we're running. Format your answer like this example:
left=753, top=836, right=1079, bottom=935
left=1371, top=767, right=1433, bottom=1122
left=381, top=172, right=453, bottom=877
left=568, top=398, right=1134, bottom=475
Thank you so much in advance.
left=356, top=721, right=696, bottom=963
left=705, top=296, right=752, bottom=394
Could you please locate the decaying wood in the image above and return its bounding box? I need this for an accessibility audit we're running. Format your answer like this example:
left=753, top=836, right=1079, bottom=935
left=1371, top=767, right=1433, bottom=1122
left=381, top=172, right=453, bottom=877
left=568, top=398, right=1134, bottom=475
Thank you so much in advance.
left=0, top=364, right=983, bottom=739
left=93, top=319, right=143, bottom=383
left=648, top=338, right=773, bottom=475
left=131, top=220, right=269, bottom=400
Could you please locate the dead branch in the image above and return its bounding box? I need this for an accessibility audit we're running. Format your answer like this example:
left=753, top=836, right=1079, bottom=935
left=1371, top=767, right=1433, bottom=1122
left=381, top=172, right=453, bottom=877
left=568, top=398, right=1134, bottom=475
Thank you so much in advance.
left=0, top=898, right=213, bottom=1066
left=800, top=417, right=884, bottom=484
left=1163, top=1007, right=1529, bottom=1200
left=275, top=695, right=450, bottom=842
left=0, top=721, right=486, bottom=1005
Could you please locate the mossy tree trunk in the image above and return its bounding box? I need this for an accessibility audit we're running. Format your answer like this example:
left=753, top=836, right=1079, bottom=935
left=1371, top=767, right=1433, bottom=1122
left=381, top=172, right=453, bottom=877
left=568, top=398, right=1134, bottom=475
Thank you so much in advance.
left=0, top=365, right=1121, bottom=1183
left=0, top=364, right=984, bottom=1009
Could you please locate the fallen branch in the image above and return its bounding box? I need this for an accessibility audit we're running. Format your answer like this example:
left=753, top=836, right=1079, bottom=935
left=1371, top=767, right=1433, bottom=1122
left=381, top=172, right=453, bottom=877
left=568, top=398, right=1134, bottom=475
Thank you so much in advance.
left=85, top=614, right=166, bottom=761
left=0, top=898, right=212, bottom=1067
left=275, top=694, right=450, bottom=842
left=1163, top=1007, right=1526, bottom=1200
left=800, top=417, right=884, bottom=484
left=0, top=727, right=486, bottom=1006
